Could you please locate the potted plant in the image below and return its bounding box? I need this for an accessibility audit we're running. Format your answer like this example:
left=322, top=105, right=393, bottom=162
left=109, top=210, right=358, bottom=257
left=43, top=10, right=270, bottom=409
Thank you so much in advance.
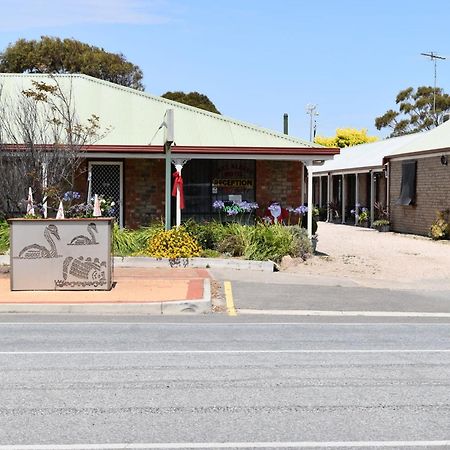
left=373, top=219, right=390, bottom=232
left=373, top=202, right=390, bottom=232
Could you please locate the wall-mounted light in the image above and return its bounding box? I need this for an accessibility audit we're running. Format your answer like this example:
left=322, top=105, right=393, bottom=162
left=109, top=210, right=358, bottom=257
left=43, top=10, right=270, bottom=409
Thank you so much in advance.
left=441, top=155, right=448, bottom=166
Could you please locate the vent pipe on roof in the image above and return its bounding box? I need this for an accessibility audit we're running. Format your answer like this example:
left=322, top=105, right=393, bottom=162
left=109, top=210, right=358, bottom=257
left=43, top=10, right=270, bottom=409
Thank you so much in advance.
left=283, top=113, right=289, bottom=135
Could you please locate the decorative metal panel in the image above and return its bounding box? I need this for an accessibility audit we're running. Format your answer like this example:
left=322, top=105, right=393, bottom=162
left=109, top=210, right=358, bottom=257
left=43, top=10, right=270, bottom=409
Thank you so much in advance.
left=10, top=219, right=113, bottom=291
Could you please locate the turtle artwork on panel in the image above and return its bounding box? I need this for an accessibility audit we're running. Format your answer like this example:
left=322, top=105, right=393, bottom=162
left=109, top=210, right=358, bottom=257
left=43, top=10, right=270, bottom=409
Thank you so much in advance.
left=54, top=256, right=107, bottom=288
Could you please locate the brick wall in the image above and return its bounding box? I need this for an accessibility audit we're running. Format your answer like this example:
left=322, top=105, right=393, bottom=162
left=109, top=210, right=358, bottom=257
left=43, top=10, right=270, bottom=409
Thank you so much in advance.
left=255, top=161, right=303, bottom=211
left=390, top=155, right=450, bottom=235
left=124, top=159, right=165, bottom=228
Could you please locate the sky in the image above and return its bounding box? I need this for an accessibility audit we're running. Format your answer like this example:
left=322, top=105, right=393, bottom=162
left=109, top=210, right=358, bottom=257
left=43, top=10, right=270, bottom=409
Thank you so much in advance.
left=1, top=0, right=450, bottom=142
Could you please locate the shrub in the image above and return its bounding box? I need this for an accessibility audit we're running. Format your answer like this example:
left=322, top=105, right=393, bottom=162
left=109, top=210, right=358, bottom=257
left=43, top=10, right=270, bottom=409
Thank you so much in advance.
left=147, top=226, right=202, bottom=258
left=112, top=223, right=163, bottom=256
left=216, top=223, right=250, bottom=257
left=183, top=220, right=226, bottom=250
left=0, top=221, right=9, bottom=254
left=287, top=225, right=313, bottom=259
left=243, top=224, right=294, bottom=262
left=430, top=210, right=450, bottom=240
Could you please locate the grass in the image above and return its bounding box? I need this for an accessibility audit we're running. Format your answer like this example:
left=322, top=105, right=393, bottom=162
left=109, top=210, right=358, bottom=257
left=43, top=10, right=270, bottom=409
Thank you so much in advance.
left=0, top=221, right=9, bottom=254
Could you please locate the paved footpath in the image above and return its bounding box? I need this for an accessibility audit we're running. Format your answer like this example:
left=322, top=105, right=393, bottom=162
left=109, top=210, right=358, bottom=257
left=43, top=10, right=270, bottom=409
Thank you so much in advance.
left=0, top=268, right=210, bottom=314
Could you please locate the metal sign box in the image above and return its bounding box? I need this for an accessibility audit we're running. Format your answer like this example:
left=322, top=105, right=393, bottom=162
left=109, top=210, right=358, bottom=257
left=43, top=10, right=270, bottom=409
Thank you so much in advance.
left=9, top=218, right=113, bottom=291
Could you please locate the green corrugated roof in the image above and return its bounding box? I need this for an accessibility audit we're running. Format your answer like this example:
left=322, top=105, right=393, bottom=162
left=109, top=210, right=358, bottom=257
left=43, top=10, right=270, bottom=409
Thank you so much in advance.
left=0, top=73, right=318, bottom=148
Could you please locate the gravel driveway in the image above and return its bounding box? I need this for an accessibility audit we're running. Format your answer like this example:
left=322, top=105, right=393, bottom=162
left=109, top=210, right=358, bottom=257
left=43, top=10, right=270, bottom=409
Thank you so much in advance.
left=285, top=222, right=450, bottom=290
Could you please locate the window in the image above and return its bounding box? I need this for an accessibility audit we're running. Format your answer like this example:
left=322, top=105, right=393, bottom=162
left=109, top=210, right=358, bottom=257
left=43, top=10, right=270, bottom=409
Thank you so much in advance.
left=396, top=160, right=416, bottom=206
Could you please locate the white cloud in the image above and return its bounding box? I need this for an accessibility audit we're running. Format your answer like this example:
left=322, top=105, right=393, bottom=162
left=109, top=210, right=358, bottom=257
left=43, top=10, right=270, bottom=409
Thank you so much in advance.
left=0, top=0, right=173, bottom=31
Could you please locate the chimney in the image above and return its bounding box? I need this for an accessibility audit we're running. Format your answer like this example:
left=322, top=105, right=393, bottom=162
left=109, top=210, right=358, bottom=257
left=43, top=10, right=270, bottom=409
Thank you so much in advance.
left=283, top=113, right=288, bottom=135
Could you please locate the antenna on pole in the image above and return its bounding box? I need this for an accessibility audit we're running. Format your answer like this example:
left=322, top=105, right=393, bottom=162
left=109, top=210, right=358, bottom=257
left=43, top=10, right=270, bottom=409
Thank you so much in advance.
left=306, top=104, right=319, bottom=142
left=421, top=51, right=446, bottom=119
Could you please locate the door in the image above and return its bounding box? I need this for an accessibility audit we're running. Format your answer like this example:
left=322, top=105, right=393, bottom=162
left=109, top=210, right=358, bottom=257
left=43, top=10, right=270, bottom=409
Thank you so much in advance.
left=88, top=162, right=123, bottom=227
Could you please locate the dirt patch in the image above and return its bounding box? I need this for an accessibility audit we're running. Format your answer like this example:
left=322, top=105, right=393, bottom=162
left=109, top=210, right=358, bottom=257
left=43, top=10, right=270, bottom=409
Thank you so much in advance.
left=284, top=223, right=450, bottom=289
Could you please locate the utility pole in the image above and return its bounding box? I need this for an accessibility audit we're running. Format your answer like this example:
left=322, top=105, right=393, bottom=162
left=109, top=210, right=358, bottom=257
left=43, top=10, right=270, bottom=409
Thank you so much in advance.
left=306, top=104, right=318, bottom=142
left=421, top=51, right=446, bottom=120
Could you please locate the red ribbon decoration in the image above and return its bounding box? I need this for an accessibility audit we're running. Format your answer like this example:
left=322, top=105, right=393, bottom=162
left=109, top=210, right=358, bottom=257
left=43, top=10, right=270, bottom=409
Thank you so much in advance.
left=172, top=171, right=185, bottom=209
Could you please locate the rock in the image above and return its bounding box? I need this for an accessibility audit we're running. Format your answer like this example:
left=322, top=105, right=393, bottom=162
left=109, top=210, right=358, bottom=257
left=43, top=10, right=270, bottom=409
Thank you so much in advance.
left=280, top=255, right=302, bottom=270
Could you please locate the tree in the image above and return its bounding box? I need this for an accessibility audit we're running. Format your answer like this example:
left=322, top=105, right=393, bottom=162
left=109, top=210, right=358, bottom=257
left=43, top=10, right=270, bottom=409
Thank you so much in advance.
left=315, top=128, right=378, bottom=148
left=375, top=86, right=450, bottom=137
left=0, top=77, right=108, bottom=217
left=161, top=91, right=220, bottom=114
left=0, top=36, right=144, bottom=91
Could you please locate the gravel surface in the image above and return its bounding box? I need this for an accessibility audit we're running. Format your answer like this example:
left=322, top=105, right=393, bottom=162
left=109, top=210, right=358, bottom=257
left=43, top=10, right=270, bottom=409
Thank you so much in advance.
left=285, top=222, right=450, bottom=290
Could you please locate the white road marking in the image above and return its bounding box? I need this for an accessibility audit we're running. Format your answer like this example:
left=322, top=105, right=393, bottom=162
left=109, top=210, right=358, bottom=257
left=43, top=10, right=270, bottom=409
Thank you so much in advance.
left=0, top=349, right=449, bottom=355
left=0, top=322, right=448, bottom=326
left=238, top=309, right=450, bottom=317
left=2, top=440, right=450, bottom=449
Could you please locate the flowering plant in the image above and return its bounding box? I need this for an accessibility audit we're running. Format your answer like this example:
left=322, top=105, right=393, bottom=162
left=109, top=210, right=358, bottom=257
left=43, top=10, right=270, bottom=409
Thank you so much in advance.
left=213, top=200, right=258, bottom=223
left=285, top=204, right=308, bottom=225
left=350, top=204, right=369, bottom=224
left=63, top=192, right=116, bottom=218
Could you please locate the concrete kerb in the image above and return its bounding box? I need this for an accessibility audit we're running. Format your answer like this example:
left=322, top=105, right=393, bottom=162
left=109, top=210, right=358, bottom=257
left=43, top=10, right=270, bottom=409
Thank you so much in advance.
left=113, top=256, right=275, bottom=272
left=1, top=255, right=274, bottom=271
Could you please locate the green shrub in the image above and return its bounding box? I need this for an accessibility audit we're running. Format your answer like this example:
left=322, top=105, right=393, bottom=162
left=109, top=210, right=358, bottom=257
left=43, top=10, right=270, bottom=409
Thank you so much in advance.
left=183, top=220, right=226, bottom=250
left=112, top=223, right=163, bottom=256
left=217, top=223, right=250, bottom=257
left=200, top=248, right=221, bottom=258
left=287, top=225, right=313, bottom=259
left=0, top=221, right=9, bottom=254
left=243, top=224, right=293, bottom=262
left=186, top=221, right=314, bottom=263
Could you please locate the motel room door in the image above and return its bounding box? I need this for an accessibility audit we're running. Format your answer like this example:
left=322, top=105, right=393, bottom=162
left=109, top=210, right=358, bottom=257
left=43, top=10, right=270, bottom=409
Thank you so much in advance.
left=88, top=161, right=123, bottom=227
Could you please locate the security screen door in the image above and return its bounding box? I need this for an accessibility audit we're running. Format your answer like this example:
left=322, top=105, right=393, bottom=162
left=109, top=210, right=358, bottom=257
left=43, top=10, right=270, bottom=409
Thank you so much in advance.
left=89, top=162, right=123, bottom=227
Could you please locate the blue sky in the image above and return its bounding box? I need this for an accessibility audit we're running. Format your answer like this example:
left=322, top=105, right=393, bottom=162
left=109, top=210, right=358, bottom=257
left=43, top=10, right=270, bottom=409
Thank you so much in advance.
left=1, top=0, right=450, bottom=141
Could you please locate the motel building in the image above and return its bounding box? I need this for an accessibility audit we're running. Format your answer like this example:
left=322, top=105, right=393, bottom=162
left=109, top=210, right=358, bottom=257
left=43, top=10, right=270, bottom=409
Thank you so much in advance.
left=0, top=73, right=339, bottom=235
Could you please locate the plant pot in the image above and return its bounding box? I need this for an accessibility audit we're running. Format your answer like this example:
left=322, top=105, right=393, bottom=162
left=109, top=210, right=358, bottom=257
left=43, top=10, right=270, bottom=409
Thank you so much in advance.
left=377, top=225, right=390, bottom=232
left=311, top=237, right=318, bottom=253
left=9, top=218, right=113, bottom=291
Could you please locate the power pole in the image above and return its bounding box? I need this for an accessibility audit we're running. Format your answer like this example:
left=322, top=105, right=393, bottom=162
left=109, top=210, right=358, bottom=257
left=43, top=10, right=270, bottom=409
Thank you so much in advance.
left=306, top=104, right=319, bottom=142
left=421, top=51, right=446, bottom=120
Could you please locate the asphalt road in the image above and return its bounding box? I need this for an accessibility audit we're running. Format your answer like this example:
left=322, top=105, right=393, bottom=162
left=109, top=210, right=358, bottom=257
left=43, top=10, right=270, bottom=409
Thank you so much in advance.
left=209, top=268, right=450, bottom=316
left=1, top=317, right=450, bottom=449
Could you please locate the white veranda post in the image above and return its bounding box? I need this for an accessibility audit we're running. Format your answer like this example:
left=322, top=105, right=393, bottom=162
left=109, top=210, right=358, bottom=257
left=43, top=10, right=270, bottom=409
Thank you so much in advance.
left=173, top=159, right=188, bottom=228
left=306, top=163, right=313, bottom=239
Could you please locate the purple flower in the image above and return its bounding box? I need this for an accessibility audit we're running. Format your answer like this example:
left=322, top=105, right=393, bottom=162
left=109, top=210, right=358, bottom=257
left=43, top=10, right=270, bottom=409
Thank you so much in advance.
left=212, top=200, right=225, bottom=210
left=63, top=191, right=81, bottom=202
left=294, top=205, right=308, bottom=215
